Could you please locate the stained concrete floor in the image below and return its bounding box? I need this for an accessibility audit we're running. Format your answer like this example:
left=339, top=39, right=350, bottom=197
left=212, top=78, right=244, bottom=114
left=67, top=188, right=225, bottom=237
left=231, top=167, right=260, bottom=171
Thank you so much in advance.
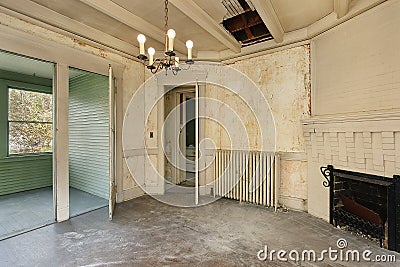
left=162, top=182, right=216, bottom=207
left=0, top=187, right=107, bottom=240
left=0, top=195, right=399, bottom=266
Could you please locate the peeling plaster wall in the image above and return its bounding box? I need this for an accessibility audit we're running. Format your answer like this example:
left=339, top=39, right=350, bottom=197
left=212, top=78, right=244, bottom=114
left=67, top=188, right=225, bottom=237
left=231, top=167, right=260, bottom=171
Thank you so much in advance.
left=119, top=40, right=311, bottom=209
left=203, top=45, right=311, bottom=210
left=203, top=84, right=261, bottom=151
left=229, top=45, right=311, bottom=153
left=231, top=45, right=311, bottom=210
left=232, top=45, right=311, bottom=210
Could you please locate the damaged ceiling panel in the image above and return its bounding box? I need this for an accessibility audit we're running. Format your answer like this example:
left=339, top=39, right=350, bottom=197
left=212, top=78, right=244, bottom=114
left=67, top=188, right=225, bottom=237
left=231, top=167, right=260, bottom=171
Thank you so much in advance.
left=222, top=0, right=273, bottom=46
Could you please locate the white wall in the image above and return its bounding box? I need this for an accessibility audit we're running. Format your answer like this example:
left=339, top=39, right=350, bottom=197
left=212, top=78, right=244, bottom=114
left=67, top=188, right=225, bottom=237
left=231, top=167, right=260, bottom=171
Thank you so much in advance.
left=306, top=0, right=400, bottom=220
left=312, top=0, right=400, bottom=116
left=120, top=56, right=147, bottom=201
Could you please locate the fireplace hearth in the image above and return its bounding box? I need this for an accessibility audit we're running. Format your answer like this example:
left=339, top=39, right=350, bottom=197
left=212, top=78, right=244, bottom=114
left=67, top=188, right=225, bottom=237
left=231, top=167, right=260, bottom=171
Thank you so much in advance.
left=321, top=165, right=400, bottom=252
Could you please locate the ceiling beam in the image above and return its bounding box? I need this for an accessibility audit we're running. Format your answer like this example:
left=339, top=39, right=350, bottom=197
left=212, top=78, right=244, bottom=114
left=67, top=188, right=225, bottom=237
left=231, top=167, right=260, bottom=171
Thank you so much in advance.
left=251, top=0, right=284, bottom=43
left=334, top=0, right=351, bottom=19
left=170, top=0, right=241, bottom=53
left=79, top=0, right=194, bottom=56
left=0, top=0, right=138, bottom=56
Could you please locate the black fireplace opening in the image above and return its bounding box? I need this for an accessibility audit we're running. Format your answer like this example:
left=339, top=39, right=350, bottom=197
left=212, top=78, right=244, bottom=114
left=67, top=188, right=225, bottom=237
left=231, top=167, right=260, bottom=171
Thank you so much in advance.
left=321, top=165, right=400, bottom=252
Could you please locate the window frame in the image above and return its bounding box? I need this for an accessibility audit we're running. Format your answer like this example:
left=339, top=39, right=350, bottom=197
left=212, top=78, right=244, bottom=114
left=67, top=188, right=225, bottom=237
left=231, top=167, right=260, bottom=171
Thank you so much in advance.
left=6, top=86, right=53, bottom=157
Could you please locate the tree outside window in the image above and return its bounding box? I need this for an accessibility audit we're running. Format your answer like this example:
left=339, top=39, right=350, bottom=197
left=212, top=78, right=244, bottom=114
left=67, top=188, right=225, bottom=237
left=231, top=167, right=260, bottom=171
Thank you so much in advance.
left=8, top=88, right=53, bottom=155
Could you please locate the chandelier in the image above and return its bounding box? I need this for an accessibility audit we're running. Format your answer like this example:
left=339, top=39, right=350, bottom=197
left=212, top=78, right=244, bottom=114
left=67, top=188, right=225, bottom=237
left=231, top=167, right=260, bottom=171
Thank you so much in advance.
left=136, top=0, right=194, bottom=75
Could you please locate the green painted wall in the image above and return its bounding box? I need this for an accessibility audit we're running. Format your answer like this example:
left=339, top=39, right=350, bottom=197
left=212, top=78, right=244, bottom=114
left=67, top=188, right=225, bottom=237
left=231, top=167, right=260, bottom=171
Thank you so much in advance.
left=0, top=70, right=53, bottom=196
left=0, top=155, right=52, bottom=195
left=69, top=72, right=109, bottom=199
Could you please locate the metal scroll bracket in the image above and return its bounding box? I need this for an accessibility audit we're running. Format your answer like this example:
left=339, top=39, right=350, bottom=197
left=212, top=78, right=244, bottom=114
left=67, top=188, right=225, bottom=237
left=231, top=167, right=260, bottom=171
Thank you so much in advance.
left=320, top=165, right=334, bottom=224
left=320, top=165, right=334, bottom=188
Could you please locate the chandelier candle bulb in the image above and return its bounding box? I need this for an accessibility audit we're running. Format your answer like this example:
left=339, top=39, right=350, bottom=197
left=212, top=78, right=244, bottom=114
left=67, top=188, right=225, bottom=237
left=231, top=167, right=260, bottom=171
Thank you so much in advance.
left=167, top=29, right=176, bottom=51
left=137, top=34, right=146, bottom=55
left=148, top=47, right=155, bottom=65
left=175, top=57, right=179, bottom=67
left=186, top=40, right=193, bottom=60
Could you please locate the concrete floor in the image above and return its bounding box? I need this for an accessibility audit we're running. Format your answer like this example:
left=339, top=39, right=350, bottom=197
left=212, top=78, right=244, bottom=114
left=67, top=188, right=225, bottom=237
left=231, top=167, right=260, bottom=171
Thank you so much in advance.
left=0, top=187, right=107, bottom=240
left=162, top=181, right=217, bottom=207
left=0, top=195, right=399, bottom=266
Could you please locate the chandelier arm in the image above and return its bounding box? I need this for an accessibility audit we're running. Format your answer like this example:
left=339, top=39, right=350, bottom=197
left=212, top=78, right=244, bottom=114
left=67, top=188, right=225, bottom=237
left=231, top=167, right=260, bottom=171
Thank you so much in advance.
left=153, top=58, right=164, bottom=67
left=151, top=63, right=159, bottom=74
left=157, top=62, right=163, bottom=72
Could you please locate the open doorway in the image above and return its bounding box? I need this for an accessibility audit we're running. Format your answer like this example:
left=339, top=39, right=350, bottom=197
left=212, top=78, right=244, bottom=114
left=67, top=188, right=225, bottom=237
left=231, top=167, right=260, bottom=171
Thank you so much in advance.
left=180, top=93, right=196, bottom=187
left=164, top=87, right=197, bottom=190
left=0, top=51, right=55, bottom=239
left=68, top=68, right=109, bottom=217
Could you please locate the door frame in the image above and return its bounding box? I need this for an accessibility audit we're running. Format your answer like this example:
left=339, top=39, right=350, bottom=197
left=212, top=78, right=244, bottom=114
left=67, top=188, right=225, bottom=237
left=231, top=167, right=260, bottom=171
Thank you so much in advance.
left=109, top=64, right=117, bottom=220
left=161, top=84, right=206, bottom=200
left=163, top=86, right=196, bottom=186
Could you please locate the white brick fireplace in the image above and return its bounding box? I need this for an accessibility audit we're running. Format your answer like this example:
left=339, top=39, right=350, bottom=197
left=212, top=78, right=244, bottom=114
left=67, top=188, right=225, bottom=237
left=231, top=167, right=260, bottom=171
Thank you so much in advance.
left=303, top=112, right=400, bottom=220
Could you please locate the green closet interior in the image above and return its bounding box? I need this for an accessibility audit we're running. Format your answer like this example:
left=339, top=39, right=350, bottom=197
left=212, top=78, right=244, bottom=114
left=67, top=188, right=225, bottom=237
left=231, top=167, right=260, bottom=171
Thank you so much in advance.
left=0, top=70, right=53, bottom=196
left=68, top=69, right=109, bottom=200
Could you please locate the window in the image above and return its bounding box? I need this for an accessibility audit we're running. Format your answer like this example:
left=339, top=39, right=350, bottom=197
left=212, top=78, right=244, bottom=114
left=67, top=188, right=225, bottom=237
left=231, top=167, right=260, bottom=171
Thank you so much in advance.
left=8, top=88, right=53, bottom=155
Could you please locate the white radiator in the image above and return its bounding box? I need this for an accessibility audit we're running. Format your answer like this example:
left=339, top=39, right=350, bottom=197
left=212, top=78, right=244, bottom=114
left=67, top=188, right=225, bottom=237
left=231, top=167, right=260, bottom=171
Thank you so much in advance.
left=214, top=150, right=280, bottom=209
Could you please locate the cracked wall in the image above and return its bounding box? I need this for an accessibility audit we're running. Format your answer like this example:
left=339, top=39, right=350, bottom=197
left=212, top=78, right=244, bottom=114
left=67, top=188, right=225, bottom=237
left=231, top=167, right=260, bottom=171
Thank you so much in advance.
left=202, top=45, right=311, bottom=210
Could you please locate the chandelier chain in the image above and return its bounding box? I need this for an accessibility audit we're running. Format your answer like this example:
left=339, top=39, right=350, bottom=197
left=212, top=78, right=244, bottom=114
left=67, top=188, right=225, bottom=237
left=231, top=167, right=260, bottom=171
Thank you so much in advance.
left=164, top=0, right=169, bottom=32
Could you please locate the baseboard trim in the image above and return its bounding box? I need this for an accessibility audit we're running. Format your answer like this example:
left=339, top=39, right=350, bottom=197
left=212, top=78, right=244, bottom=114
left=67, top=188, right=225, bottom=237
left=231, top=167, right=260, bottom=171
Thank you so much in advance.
left=279, top=195, right=308, bottom=211
left=122, top=187, right=145, bottom=202
left=279, top=151, right=307, bottom=161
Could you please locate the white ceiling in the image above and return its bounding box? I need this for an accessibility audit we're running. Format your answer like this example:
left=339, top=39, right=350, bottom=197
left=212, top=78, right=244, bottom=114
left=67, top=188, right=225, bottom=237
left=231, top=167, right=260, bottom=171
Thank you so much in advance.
left=193, top=0, right=226, bottom=22
left=110, top=0, right=228, bottom=51
left=0, top=0, right=382, bottom=59
left=270, top=0, right=334, bottom=32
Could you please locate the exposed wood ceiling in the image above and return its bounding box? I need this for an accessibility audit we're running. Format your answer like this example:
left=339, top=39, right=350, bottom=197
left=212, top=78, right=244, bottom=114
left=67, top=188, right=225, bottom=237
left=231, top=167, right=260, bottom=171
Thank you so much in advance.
left=219, top=0, right=273, bottom=46
left=0, top=0, right=385, bottom=60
